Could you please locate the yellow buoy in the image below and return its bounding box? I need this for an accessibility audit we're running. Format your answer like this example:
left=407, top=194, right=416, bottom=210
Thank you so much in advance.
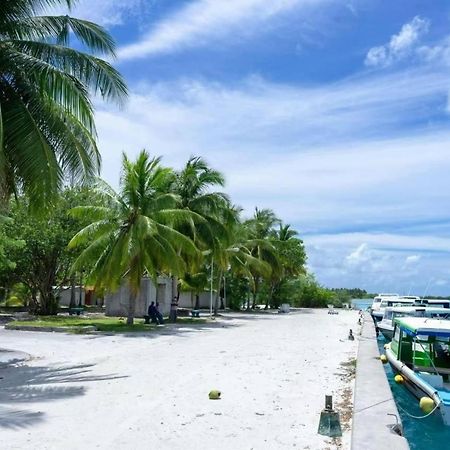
left=209, top=390, right=221, bottom=400
left=419, top=397, right=434, bottom=414
left=394, top=374, right=404, bottom=384
left=380, top=354, right=388, bottom=364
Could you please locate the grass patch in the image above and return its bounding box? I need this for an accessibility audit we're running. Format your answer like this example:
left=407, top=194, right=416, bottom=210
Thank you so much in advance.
left=8, top=315, right=207, bottom=333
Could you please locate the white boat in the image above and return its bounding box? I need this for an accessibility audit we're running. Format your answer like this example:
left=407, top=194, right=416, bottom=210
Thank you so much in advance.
left=417, top=299, right=450, bottom=308
left=378, top=306, right=450, bottom=340
left=371, top=294, right=417, bottom=323
left=370, top=293, right=400, bottom=312
left=385, top=317, right=450, bottom=426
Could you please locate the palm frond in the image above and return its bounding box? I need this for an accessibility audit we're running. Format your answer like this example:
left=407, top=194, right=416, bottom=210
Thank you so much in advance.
left=10, top=41, right=127, bottom=104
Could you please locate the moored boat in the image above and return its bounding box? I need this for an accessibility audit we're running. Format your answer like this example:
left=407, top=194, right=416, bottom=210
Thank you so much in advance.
left=385, top=317, right=450, bottom=425
left=370, top=293, right=399, bottom=312
left=378, top=306, right=450, bottom=341
left=371, top=294, right=416, bottom=323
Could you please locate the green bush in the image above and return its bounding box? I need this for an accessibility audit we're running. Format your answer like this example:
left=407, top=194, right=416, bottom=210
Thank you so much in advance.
left=297, top=282, right=335, bottom=308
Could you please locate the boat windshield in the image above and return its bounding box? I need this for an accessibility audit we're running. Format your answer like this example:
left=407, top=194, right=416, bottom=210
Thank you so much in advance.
left=393, top=311, right=415, bottom=319
left=433, top=338, right=450, bottom=369
left=394, top=326, right=400, bottom=340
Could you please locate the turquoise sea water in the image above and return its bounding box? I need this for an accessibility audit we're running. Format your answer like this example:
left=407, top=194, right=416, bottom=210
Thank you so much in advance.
left=351, top=298, right=372, bottom=310
left=377, top=336, right=450, bottom=449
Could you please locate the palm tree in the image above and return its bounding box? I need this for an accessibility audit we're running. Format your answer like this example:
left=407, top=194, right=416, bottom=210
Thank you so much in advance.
left=266, top=223, right=306, bottom=308
left=68, top=151, right=199, bottom=325
left=276, top=223, right=298, bottom=242
left=244, top=208, right=281, bottom=309
left=171, top=156, right=232, bottom=317
left=212, top=211, right=273, bottom=314
left=0, top=0, right=127, bottom=208
left=174, top=156, right=231, bottom=247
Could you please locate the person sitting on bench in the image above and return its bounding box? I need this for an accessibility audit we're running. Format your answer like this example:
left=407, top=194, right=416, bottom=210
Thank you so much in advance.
left=148, top=301, right=161, bottom=324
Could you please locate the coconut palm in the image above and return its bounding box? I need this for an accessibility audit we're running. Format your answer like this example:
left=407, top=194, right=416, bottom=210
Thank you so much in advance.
left=244, top=208, right=282, bottom=309
left=68, top=150, right=199, bottom=325
left=171, top=156, right=233, bottom=317
left=211, top=210, right=274, bottom=314
left=266, top=223, right=306, bottom=308
left=173, top=156, right=231, bottom=247
left=0, top=0, right=127, bottom=208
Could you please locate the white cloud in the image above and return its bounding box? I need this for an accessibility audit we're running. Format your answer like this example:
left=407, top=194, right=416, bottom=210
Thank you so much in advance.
left=346, top=243, right=372, bottom=266
left=94, top=68, right=450, bottom=294
left=416, top=36, right=450, bottom=68
left=117, top=0, right=332, bottom=60
left=365, top=16, right=430, bottom=67
left=405, top=255, right=421, bottom=264
left=307, top=233, right=450, bottom=254
left=52, top=0, right=147, bottom=27
left=95, top=68, right=450, bottom=230
left=305, top=235, right=447, bottom=295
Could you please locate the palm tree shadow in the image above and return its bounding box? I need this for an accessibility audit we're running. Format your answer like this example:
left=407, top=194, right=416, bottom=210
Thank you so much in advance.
left=0, top=407, right=44, bottom=429
left=0, top=363, right=127, bottom=429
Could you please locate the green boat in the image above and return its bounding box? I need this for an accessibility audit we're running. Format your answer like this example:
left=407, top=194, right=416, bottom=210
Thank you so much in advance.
left=385, top=317, right=450, bottom=425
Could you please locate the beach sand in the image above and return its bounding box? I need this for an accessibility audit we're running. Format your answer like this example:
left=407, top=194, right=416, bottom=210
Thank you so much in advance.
left=0, top=309, right=359, bottom=449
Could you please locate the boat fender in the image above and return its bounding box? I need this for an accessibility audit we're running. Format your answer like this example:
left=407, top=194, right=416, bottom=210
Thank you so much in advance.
left=380, top=354, right=388, bottom=364
left=419, top=397, right=434, bottom=414
left=394, top=374, right=404, bottom=384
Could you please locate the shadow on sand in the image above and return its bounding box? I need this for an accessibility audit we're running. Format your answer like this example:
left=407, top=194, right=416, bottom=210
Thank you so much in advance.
left=0, top=362, right=126, bottom=429
left=85, top=310, right=310, bottom=340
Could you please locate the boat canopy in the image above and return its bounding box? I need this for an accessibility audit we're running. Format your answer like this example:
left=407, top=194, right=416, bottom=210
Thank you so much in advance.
left=394, top=317, right=450, bottom=338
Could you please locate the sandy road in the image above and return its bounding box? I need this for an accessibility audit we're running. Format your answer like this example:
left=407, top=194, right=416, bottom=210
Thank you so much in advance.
left=0, top=309, right=359, bottom=450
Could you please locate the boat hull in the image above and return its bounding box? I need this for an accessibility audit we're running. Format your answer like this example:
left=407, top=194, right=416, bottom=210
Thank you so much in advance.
left=378, top=324, right=393, bottom=341
left=385, top=347, right=450, bottom=426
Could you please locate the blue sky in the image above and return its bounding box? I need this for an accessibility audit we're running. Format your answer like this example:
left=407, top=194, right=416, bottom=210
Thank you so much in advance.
left=59, top=0, right=450, bottom=295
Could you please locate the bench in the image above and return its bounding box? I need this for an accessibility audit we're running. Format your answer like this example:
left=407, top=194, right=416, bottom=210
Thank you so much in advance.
left=143, top=315, right=158, bottom=324
left=68, top=307, right=84, bottom=316
left=190, top=310, right=200, bottom=318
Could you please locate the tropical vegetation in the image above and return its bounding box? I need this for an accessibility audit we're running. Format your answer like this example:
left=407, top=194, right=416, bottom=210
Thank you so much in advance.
left=0, top=0, right=127, bottom=209
left=0, top=1, right=353, bottom=325
left=0, top=149, right=317, bottom=321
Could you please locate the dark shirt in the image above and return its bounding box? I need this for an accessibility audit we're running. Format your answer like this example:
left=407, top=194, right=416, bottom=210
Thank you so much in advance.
left=148, top=304, right=157, bottom=316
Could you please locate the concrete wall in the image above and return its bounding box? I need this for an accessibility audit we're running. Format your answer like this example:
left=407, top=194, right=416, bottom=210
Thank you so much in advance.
left=105, top=277, right=172, bottom=317
left=105, top=278, right=223, bottom=317
left=178, top=291, right=212, bottom=309
left=59, top=287, right=85, bottom=307
left=351, top=313, right=409, bottom=450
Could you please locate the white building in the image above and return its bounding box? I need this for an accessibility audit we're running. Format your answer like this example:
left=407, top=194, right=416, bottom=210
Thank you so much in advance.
left=104, top=277, right=213, bottom=317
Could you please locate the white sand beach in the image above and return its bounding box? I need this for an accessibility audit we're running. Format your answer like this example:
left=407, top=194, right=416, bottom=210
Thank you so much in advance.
left=0, top=309, right=359, bottom=450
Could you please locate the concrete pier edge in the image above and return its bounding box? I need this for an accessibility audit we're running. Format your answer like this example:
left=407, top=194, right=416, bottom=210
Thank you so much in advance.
left=351, top=313, right=410, bottom=450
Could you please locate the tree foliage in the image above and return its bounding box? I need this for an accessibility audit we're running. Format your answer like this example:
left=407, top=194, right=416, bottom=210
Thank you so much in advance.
left=0, top=187, right=102, bottom=314
left=69, top=151, right=201, bottom=324
left=0, top=0, right=127, bottom=208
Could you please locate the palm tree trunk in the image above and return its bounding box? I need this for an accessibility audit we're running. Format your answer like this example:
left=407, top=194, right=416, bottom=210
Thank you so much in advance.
left=69, top=275, right=76, bottom=309
left=265, top=281, right=275, bottom=310
left=194, top=293, right=200, bottom=309
left=127, top=292, right=137, bottom=325
left=213, top=270, right=223, bottom=316
left=169, top=276, right=178, bottom=323
left=251, top=277, right=259, bottom=309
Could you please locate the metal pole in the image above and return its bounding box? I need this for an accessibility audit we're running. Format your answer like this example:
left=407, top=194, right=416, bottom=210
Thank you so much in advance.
left=78, top=272, right=83, bottom=307
left=210, top=258, right=214, bottom=318
left=223, top=275, right=226, bottom=310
